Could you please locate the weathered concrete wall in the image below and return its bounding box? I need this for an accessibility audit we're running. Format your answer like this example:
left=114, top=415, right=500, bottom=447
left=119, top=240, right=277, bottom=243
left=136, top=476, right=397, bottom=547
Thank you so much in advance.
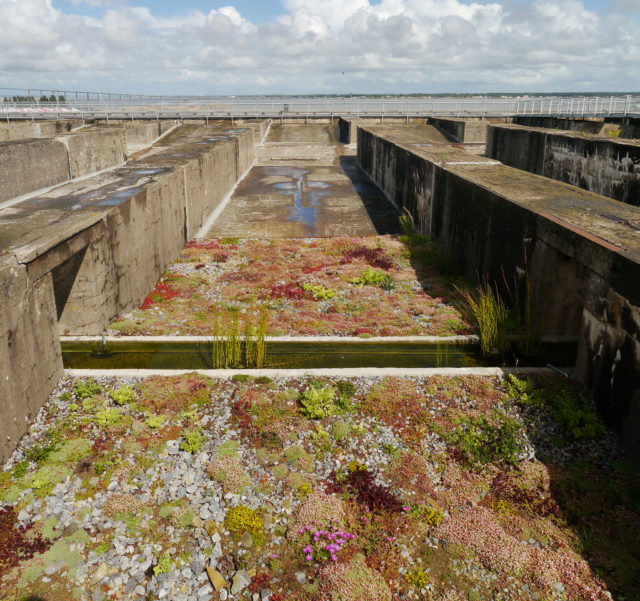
left=0, top=138, right=71, bottom=202
left=358, top=125, right=640, bottom=460
left=0, top=129, right=128, bottom=203
left=0, top=124, right=266, bottom=461
left=0, top=119, right=77, bottom=142
left=426, top=117, right=490, bottom=143
left=487, top=124, right=640, bottom=206
left=514, top=116, right=640, bottom=140
left=0, top=256, right=62, bottom=462
left=56, top=173, right=188, bottom=334
left=62, top=129, right=127, bottom=179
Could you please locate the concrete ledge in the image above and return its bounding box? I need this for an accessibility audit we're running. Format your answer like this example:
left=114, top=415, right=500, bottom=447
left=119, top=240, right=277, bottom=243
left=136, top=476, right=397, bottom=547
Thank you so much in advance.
left=487, top=124, right=640, bottom=206
left=65, top=366, right=557, bottom=378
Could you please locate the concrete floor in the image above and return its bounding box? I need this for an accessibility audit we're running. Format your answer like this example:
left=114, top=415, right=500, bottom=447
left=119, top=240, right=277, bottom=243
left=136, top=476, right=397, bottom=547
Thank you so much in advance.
left=206, top=124, right=402, bottom=237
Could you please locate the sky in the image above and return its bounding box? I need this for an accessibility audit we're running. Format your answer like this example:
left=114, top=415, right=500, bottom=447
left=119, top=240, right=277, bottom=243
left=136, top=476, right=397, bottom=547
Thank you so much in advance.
left=0, top=0, right=638, bottom=95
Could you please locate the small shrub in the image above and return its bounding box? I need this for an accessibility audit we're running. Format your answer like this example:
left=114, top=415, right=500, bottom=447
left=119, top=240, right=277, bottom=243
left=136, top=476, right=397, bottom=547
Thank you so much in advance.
left=110, top=385, right=136, bottom=406
left=180, top=429, right=205, bottom=454
left=300, top=384, right=338, bottom=419
left=447, top=412, right=525, bottom=465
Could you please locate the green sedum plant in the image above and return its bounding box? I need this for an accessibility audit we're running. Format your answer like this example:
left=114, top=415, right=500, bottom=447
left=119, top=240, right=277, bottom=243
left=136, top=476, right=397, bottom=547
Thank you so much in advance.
left=351, top=266, right=395, bottom=291
left=303, top=283, right=336, bottom=300
left=110, top=385, right=136, bottom=406
left=180, top=429, right=205, bottom=454
left=300, top=384, right=338, bottom=419
left=447, top=411, right=525, bottom=465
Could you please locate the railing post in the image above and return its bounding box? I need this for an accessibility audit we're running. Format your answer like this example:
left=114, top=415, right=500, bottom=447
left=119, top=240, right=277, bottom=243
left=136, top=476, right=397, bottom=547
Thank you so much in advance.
left=609, top=96, right=613, bottom=116
left=624, top=94, right=631, bottom=116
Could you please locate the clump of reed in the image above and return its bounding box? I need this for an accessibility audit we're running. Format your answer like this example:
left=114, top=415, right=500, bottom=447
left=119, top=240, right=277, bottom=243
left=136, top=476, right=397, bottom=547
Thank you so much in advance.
left=212, top=300, right=269, bottom=368
left=457, top=279, right=509, bottom=356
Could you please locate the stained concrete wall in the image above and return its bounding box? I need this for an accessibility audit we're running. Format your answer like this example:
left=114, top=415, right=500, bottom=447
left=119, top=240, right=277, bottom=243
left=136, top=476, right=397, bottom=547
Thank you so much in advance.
left=426, top=117, right=490, bottom=143
left=513, top=116, right=640, bottom=140
left=487, top=124, right=640, bottom=206
left=0, top=119, right=77, bottom=142
left=358, top=125, right=640, bottom=460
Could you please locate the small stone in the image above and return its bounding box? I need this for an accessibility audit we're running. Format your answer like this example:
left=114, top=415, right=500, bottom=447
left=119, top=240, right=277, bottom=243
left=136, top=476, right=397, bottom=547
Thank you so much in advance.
left=552, top=583, right=564, bottom=594
left=211, top=542, right=222, bottom=560
left=125, top=579, right=137, bottom=594
left=294, top=572, right=306, bottom=585
left=92, top=563, right=108, bottom=583
left=261, top=589, right=272, bottom=601
left=231, top=570, right=251, bottom=595
left=219, top=590, right=228, bottom=601
left=205, top=520, right=218, bottom=538
left=240, top=531, right=253, bottom=548
left=134, top=585, right=146, bottom=596
left=207, top=567, right=227, bottom=591
left=198, top=583, right=214, bottom=597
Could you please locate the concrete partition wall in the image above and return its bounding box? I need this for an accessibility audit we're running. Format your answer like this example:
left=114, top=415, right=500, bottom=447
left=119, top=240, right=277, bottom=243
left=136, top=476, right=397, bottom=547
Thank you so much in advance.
left=0, top=257, right=62, bottom=461
left=426, top=117, right=492, bottom=143
left=0, top=119, right=77, bottom=142
left=0, top=124, right=266, bottom=461
left=357, top=125, right=640, bottom=459
left=0, top=138, right=71, bottom=202
left=0, top=129, right=127, bottom=202
left=487, top=125, right=640, bottom=206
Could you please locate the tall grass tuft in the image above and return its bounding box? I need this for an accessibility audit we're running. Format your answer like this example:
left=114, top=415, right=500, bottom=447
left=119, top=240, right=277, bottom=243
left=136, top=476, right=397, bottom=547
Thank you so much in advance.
left=212, top=301, right=269, bottom=369
left=458, top=279, right=509, bottom=356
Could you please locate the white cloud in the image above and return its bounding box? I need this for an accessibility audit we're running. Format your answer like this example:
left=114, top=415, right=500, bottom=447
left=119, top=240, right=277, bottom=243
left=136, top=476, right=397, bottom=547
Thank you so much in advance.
left=0, top=0, right=637, bottom=94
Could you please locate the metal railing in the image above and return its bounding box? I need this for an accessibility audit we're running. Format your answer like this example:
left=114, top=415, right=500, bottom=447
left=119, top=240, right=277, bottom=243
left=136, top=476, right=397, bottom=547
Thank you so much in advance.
left=1, top=95, right=638, bottom=121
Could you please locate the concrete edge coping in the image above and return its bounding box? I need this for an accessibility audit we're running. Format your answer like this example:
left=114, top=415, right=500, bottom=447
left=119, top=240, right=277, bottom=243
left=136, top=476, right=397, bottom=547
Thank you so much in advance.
left=60, top=334, right=478, bottom=343
left=65, top=366, right=561, bottom=379
left=60, top=334, right=578, bottom=344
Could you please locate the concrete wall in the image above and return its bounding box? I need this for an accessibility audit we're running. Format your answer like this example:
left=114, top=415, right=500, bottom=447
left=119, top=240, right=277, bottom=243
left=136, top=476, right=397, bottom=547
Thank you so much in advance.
left=0, top=120, right=77, bottom=142
left=357, top=125, right=640, bottom=460
left=0, top=138, right=71, bottom=202
left=426, top=117, right=490, bottom=143
left=487, top=125, right=640, bottom=206
left=63, top=129, right=127, bottom=179
left=0, top=256, right=62, bottom=461
left=514, top=116, right=640, bottom=140
left=0, top=124, right=266, bottom=462
left=0, top=129, right=128, bottom=202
